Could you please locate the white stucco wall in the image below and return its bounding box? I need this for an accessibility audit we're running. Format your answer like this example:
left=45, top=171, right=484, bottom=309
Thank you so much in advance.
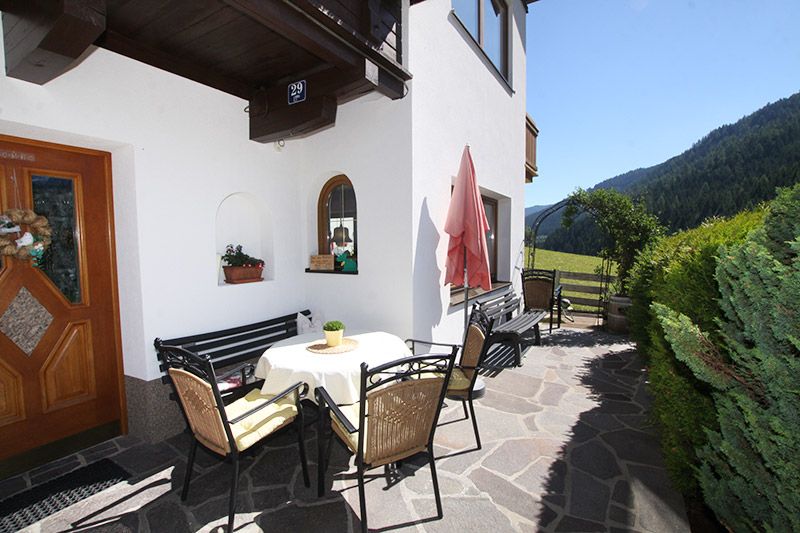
left=0, top=40, right=411, bottom=381
left=408, top=0, right=528, bottom=342
left=0, top=1, right=526, bottom=382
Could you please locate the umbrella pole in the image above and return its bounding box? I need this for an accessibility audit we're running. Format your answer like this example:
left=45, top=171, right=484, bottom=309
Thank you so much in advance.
left=463, top=248, right=469, bottom=330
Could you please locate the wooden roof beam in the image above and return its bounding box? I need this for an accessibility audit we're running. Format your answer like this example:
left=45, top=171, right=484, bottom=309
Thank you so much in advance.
left=220, top=0, right=363, bottom=70
left=96, top=30, right=253, bottom=100
left=293, top=0, right=412, bottom=82
left=249, top=61, right=399, bottom=143
left=1, top=0, right=106, bottom=85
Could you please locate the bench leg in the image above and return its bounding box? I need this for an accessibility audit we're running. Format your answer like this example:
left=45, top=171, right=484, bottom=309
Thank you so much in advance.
left=534, top=324, right=541, bottom=346
left=514, top=342, right=522, bottom=367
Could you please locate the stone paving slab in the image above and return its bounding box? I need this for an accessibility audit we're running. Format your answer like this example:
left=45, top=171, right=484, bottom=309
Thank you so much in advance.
left=7, top=328, right=690, bottom=532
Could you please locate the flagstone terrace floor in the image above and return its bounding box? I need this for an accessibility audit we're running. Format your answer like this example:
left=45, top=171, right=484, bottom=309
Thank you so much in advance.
left=2, top=329, right=690, bottom=532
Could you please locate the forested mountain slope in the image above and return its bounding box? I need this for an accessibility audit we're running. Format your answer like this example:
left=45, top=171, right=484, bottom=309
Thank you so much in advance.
left=540, top=91, right=800, bottom=255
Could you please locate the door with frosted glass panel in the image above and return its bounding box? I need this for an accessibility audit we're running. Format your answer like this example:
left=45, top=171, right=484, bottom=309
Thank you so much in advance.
left=0, top=136, right=124, bottom=462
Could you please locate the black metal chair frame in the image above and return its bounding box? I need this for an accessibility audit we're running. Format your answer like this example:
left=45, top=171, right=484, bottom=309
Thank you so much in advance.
left=406, top=306, right=494, bottom=449
left=315, top=351, right=457, bottom=533
left=521, top=268, right=563, bottom=333
left=155, top=343, right=310, bottom=532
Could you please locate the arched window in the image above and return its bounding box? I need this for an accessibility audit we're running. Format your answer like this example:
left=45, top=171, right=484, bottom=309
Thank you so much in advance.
left=317, top=175, right=357, bottom=272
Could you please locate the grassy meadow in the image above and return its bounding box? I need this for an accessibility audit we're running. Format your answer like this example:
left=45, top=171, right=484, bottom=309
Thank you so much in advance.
left=528, top=247, right=609, bottom=274
left=527, top=248, right=615, bottom=312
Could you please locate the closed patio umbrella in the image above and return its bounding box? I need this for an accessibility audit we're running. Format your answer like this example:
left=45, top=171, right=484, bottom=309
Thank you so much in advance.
left=444, top=145, right=492, bottom=328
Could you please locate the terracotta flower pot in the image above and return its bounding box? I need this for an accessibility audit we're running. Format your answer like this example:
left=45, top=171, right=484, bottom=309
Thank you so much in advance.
left=223, top=265, right=264, bottom=284
left=324, top=329, right=344, bottom=347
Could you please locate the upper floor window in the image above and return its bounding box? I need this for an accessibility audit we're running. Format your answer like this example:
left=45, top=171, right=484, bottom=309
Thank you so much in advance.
left=317, top=175, right=358, bottom=272
left=452, top=0, right=508, bottom=77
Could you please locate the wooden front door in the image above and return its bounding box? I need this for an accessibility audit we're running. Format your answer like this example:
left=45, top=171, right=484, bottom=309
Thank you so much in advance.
left=0, top=135, right=125, bottom=462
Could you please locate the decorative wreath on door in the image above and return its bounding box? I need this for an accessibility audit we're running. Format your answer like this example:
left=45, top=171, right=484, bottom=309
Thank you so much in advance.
left=0, top=208, right=52, bottom=263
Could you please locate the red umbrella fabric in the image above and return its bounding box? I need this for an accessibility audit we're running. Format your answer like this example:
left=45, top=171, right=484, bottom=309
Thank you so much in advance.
left=444, top=145, right=492, bottom=295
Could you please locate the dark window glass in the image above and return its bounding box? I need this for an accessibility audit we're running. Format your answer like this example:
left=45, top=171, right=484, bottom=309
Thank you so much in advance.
left=483, top=0, right=507, bottom=75
left=326, top=184, right=357, bottom=257
left=453, top=0, right=508, bottom=78
left=453, top=0, right=479, bottom=39
left=483, top=197, right=497, bottom=280
left=31, top=175, right=81, bottom=303
left=318, top=177, right=357, bottom=273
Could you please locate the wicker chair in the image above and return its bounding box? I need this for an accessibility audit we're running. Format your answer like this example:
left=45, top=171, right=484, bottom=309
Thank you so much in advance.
left=157, top=344, right=310, bottom=532
left=522, top=268, right=562, bottom=333
left=407, top=306, right=493, bottom=449
left=315, top=351, right=457, bottom=532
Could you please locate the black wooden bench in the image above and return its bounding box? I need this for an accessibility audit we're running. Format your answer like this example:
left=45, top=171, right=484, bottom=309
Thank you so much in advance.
left=477, top=287, right=547, bottom=367
left=154, top=310, right=311, bottom=403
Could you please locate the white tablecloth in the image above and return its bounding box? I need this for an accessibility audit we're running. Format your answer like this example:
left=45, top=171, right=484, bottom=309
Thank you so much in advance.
left=254, top=331, right=411, bottom=405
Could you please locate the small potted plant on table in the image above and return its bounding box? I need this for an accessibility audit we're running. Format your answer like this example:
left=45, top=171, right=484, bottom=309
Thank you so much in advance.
left=221, top=244, right=264, bottom=284
left=323, top=320, right=345, bottom=347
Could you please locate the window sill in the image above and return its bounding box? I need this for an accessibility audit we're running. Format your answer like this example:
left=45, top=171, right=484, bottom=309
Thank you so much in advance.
left=304, top=269, right=358, bottom=275
left=449, top=10, right=514, bottom=95
left=449, top=281, right=511, bottom=308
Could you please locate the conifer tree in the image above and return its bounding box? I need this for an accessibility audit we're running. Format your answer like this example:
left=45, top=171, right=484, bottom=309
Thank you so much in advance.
left=653, top=183, right=800, bottom=531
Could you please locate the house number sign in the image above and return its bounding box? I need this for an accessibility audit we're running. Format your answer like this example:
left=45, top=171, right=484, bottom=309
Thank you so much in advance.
left=288, top=80, right=307, bottom=105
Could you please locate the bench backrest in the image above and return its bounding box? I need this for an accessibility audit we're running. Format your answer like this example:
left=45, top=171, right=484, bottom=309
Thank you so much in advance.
left=476, top=287, right=520, bottom=325
left=155, top=309, right=311, bottom=372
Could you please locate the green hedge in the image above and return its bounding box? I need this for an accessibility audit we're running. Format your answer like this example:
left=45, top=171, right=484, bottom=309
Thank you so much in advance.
left=628, top=208, right=765, bottom=498
left=654, top=184, right=800, bottom=530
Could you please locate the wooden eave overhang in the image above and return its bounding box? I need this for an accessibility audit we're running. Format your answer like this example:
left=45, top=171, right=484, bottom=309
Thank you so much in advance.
left=1, top=0, right=411, bottom=143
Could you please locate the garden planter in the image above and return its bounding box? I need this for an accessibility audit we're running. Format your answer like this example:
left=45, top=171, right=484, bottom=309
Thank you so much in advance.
left=324, top=329, right=344, bottom=347
left=607, top=295, right=631, bottom=333
left=223, top=265, right=263, bottom=284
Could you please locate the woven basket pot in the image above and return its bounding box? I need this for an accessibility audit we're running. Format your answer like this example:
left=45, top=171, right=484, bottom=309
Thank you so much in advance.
left=223, top=265, right=263, bottom=284
left=324, top=329, right=344, bottom=347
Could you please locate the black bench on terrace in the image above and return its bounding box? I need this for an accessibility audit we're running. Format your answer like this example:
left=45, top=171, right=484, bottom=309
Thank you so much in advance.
left=477, top=287, right=547, bottom=367
left=154, top=310, right=311, bottom=403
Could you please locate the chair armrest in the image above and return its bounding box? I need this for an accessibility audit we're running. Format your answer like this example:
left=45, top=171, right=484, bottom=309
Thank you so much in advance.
left=405, top=338, right=461, bottom=355
left=315, top=386, right=357, bottom=434
left=228, top=381, right=308, bottom=425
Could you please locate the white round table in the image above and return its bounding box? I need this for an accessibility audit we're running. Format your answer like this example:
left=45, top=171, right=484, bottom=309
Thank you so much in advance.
left=254, top=331, right=411, bottom=405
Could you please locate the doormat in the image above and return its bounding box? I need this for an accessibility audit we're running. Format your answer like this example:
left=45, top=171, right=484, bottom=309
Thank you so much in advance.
left=0, top=458, right=130, bottom=533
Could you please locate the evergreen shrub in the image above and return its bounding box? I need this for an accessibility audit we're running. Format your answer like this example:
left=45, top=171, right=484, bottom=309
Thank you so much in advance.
left=627, top=209, right=765, bottom=497
left=654, top=183, right=800, bottom=530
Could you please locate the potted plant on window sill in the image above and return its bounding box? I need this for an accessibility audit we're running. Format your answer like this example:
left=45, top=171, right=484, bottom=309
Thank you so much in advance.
left=221, top=244, right=264, bottom=284
left=323, top=320, right=345, bottom=347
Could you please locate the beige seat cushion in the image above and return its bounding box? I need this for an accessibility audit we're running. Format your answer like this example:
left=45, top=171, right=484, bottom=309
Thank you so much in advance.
left=226, top=388, right=298, bottom=452
left=447, top=368, right=472, bottom=391
left=331, top=402, right=362, bottom=453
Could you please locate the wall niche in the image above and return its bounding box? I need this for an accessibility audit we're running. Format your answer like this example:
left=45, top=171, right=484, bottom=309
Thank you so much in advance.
left=214, top=192, right=274, bottom=285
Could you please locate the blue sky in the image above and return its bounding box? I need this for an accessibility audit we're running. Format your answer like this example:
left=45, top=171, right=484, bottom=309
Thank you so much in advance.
left=524, top=0, right=800, bottom=207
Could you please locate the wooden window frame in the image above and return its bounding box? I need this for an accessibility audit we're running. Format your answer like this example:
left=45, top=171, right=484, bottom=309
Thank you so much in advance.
left=452, top=0, right=509, bottom=80
left=317, top=174, right=357, bottom=262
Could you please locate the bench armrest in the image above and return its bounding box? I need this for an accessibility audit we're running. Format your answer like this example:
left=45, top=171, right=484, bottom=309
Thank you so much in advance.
left=315, top=386, right=357, bottom=434
left=406, top=338, right=461, bottom=355
left=228, top=381, right=308, bottom=425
